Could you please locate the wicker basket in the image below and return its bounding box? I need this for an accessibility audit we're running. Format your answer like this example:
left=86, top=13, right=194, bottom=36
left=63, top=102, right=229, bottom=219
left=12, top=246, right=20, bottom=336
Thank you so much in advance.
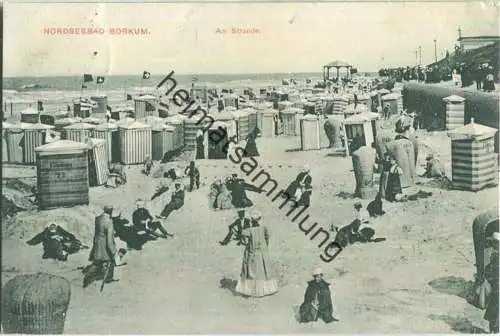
left=2, top=273, right=71, bottom=334
left=386, top=138, right=416, bottom=188
left=352, top=146, right=377, bottom=199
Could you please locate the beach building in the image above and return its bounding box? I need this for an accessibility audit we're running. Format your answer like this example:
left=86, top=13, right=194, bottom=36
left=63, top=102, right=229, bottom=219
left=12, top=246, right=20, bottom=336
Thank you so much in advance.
left=62, top=123, right=96, bottom=143
left=443, top=95, right=466, bottom=130
left=214, top=110, right=236, bottom=140
left=134, top=95, right=158, bottom=119
left=92, top=122, right=120, bottom=163
left=447, top=119, right=498, bottom=191
left=118, top=121, right=152, bottom=165
left=4, top=123, right=26, bottom=164
left=20, top=108, right=40, bottom=124
left=3, top=99, right=36, bottom=117
left=90, top=94, right=108, bottom=114
left=343, top=113, right=376, bottom=156
left=259, top=109, right=278, bottom=138
left=35, top=140, right=90, bottom=210
left=231, top=109, right=250, bottom=142
left=86, top=138, right=109, bottom=186
left=23, top=123, right=55, bottom=165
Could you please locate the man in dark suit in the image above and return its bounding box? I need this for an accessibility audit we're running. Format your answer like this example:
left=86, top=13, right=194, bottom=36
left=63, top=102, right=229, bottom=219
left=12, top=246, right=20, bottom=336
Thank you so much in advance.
left=84, top=205, right=118, bottom=288
left=284, top=166, right=312, bottom=202
left=219, top=210, right=251, bottom=246
left=159, top=183, right=185, bottom=220
left=133, top=199, right=172, bottom=239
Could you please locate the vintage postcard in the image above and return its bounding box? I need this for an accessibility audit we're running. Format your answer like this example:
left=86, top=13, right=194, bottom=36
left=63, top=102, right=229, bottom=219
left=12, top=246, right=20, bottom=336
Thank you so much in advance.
left=1, top=1, right=499, bottom=334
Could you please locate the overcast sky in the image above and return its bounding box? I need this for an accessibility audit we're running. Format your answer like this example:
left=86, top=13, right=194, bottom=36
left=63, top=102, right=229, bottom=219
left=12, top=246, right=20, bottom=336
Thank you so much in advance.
left=3, top=2, right=499, bottom=77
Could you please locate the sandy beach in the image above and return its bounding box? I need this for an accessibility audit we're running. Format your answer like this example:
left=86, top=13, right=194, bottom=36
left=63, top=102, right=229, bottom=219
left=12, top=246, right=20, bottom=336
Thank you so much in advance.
left=2, top=129, right=498, bottom=333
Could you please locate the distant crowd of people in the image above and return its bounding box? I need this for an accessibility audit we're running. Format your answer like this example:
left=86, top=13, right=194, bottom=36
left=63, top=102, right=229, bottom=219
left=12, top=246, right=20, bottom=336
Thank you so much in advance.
left=379, top=61, right=496, bottom=91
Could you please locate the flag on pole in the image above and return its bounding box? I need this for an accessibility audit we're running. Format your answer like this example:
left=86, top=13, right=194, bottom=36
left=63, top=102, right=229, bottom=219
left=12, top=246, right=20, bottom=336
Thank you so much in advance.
left=96, top=76, right=105, bottom=84
left=143, top=71, right=151, bottom=79
left=126, top=94, right=133, bottom=101
left=83, top=74, right=93, bottom=82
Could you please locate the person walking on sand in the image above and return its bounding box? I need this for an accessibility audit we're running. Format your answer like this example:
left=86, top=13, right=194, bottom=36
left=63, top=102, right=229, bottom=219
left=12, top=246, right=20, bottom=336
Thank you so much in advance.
left=84, top=205, right=119, bottom=288
left=299, top=267, right=339, bottom=323
left=235, top=210, right=278, bottom=298
left=385, top=155, right=408, bottom=202
left=195, top=129, right=205, bottom=160
left=184, top=160, right=201, bottom=192
left=243, top=127, right=261, bottom=157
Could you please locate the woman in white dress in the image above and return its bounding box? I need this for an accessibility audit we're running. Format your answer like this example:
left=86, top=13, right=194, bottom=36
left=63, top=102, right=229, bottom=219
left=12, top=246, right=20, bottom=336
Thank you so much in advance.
left=235, top=210, right=278, bottom=297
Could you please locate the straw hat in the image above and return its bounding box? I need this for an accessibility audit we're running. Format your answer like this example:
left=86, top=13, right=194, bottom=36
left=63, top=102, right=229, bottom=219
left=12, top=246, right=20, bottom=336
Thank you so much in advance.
left=312, top=267, right=323, bottom=276
left=135, top=199, right=145, bottom=208
left=354, top=202, right=362, bottom=209
left=301, top=165, right=310, bottom=173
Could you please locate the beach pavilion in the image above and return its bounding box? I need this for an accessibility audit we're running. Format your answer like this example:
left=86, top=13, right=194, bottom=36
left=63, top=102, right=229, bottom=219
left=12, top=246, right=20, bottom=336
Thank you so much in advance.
left=323, top=60, right=354, bottom=82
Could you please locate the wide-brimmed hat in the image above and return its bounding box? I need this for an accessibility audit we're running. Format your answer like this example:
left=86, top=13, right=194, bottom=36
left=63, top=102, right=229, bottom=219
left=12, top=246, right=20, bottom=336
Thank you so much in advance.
left=312, top=267, right=323, bottom=276
left=354, top=202, right=362, bottom=209
left=135, top=199, right=145, bottom=208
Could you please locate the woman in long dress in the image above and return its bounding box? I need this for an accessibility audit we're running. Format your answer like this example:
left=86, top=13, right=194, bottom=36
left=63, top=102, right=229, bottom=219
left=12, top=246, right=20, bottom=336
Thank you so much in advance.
left=195, top=129, right=205, bottom=159
left=243, top=127, right=261, bottom=157
left=235, top=210, right=278, bottom=298
left=215, top=177, right=233, bottom=210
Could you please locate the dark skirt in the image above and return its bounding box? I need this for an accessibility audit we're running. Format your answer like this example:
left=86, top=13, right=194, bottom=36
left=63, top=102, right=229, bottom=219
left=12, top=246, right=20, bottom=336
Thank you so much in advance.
left=243, top=138, right=259, bottom=157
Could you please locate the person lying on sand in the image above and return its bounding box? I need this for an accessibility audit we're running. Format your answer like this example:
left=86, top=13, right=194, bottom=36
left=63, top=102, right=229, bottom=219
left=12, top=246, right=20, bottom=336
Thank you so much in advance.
left=27, top=223, right=88, bottom=261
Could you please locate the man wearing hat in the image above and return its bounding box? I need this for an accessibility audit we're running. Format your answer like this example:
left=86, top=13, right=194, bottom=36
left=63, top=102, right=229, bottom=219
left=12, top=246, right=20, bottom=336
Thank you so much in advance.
left=85, top=205, right=118, bottom=287
left=219, top=209, right=251, bottom=246
left=133, top=199, right=173, bottom=239
left=284, top=166, right=312, bottom=204
left=298, top=267, right=338, bottom=323
left=484, top=232, right=499, bottom=333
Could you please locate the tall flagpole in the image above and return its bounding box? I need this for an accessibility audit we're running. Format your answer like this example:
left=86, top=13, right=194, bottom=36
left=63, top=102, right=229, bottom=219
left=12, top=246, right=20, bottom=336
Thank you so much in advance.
left=80, top=77, right=85, bottom=99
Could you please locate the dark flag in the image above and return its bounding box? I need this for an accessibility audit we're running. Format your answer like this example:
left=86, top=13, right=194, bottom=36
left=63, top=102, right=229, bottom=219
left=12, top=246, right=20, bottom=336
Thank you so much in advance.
left=126, top=94, right=133, bottom=101
left=83, top=74, right=93, bottom=82
left=143, top=71, right=151, bottom=79
left=37, top=100, right=44, bottom=112
left=96, top=76, right=105, bottom=84
left=81, top=84, right=88, bottom=89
